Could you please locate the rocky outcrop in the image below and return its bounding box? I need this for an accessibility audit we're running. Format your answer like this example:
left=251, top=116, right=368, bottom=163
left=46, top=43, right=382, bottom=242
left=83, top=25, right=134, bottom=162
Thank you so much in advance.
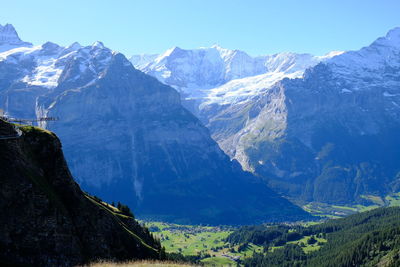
left=0, top=119, right=160, bottom=266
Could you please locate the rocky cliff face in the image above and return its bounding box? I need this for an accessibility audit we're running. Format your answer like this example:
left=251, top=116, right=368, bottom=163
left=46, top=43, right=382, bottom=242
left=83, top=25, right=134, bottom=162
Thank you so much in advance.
left=0, top=119, right=160, bottom=267
left=40, top=52, right=309, bottom=225
left=0, top=25, right=309, bottom=224
left=132, top=28, right=400, bottom=206
left=208, top=28, right=400, bottom=204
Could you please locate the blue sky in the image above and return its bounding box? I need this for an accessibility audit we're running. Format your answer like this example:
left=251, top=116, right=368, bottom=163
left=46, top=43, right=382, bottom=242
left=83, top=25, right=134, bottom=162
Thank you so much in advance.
left=2, top=0, right=400, bottom=56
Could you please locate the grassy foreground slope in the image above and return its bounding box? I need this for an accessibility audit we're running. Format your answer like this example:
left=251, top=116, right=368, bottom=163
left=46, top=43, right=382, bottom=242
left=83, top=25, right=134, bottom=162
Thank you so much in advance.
left=85, top=260, right=195, bottom=266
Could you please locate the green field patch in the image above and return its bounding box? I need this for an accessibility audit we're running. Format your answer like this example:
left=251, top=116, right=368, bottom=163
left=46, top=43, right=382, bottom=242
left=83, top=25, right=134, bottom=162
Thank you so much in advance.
left=354, top=204, right=380, bottom=212
left=302, top=200, right=395, bottom=218
left=386, top=192, right=400, bottom=207
left=331, top=205, right=357, bottom=211
left=144, top=221, right=267, bottom=266
left=303, top=202, right=358, bottom=217
left=200, top=256, right=236, bottom=266
left=286, top=235, right=327, bottom=254
left=143, top=221, right=232, bottom=256
left=360, top=194, right=385, bottom=206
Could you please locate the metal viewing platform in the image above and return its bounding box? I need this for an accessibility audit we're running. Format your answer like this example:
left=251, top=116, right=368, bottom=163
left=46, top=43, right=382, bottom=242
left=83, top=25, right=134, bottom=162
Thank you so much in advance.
left=0, top=109, right=58, bottom=125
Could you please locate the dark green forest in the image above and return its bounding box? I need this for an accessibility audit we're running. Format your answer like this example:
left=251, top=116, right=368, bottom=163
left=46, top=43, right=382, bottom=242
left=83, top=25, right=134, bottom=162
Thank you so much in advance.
left=228, top=207, right=400, bottom=267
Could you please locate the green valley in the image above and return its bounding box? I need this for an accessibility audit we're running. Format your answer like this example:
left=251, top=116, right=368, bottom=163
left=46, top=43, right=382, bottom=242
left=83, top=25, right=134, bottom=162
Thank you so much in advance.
left=302, top=192, right=400, bottom=218
left=141, top=221, right=264, bottom=266
left=144, top=207, right=400, bottom=266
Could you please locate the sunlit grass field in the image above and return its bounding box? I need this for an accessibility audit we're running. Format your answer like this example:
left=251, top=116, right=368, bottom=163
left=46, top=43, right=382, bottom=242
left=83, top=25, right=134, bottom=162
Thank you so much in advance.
left=141, top=221, right=261, bottom=265
left=85, top=260, right=196, bottom=267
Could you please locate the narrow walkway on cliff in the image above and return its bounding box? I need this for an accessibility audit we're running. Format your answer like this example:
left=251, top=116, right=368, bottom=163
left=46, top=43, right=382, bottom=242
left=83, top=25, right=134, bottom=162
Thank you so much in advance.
left=0, top=127, right=22, bottom=140
left=0, top=120, right=23, bottom=140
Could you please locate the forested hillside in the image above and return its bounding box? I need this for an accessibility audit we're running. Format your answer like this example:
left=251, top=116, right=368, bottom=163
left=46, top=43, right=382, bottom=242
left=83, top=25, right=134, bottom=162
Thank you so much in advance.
left=229, top=207, right=400, bottom=267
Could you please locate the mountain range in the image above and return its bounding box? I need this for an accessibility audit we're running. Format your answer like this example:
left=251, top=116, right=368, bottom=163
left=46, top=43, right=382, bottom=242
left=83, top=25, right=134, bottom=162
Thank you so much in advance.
left=130, top=45, right=342, bottom=113
left=2, top=22, right=400, bottom=223
left=0, top=23, right=309, bottom=225
left=131, top=27, right=400, bottom=206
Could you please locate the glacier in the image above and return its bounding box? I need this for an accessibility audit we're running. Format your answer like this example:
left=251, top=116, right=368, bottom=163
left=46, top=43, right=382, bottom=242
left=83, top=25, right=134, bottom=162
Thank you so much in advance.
left=130, top=45, right=343, bottom=114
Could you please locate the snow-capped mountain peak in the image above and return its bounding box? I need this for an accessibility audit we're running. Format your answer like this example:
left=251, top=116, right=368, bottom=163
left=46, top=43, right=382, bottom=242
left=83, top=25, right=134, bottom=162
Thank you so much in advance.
left=0, top=34, right=115, bottom=89
left=326, top=27, right=400, bottom=88
left=92, top=41, right=105, bottom=49
left=161, top=46, right=182, bottom=56
left=0, top=24, right=23, bottom=44
left=129, top=53, right=158, bottom=68
left=130, top=45, right=343, bottom=109
left=210, top=43, right=222, bottom=49
left=373, top=27, right=400, bottom=48
left=66, top=42, right=82, bottom=51
left=318, top=50, right=345, bottom=59
left=209, top=44, right=242, bottom=59
left=0, top=23, right=32, bottom=52
left=131, top=45, right=265, bottom=92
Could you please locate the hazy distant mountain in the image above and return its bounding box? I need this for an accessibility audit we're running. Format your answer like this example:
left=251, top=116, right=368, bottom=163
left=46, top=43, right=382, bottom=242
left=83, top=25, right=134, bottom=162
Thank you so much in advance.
left=131, top=28, right=400, bottom=205
left=0, top=24, right=309, bottom=224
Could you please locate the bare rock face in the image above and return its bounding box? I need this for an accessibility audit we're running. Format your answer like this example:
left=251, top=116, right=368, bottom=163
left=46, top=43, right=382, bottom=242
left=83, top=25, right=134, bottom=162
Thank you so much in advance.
left=207, top=28, right=400, bottom=205
left=0, top=120, right=160, bottom=266
left=132, top=28, right=400, bottom=206
left=230, top=66, right=400, bottom=204
left=40, top=53, right=309, bottom=225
